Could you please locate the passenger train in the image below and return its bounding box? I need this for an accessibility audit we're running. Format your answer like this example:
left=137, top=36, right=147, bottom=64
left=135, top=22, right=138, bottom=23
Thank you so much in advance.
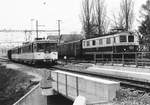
left=7, top=38, right=58, bottom=64
left=58, top=31, right=139, bottom=60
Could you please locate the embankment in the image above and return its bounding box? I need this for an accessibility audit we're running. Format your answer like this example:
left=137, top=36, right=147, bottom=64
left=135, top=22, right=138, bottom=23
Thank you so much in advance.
left=0, top=64, right=38, bottom=105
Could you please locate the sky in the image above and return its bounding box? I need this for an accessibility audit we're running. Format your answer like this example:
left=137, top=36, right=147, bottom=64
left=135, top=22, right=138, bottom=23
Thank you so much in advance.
left=0, top=0, right=147, bottom=47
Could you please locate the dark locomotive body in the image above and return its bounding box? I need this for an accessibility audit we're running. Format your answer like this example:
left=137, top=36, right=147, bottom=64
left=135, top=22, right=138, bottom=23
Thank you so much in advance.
left=58, top=40, right=83, bottom=59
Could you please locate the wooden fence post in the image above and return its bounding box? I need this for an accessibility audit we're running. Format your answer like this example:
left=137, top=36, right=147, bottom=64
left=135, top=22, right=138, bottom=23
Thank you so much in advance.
left=65, top=74, right=68, bottom=96
left=135, top=52, right=138, bottom=67
left=94, top=54, right=97, bottom=64
left=122, top=53, right=124, bottom=66
left=111, top=53, right=113, bottom=66
left=76, top=77, right=79, bottom=96
left=57, top=72, right=59, bottom=92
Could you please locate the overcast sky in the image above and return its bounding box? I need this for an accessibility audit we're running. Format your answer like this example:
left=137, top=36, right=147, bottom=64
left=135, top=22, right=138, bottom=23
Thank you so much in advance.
left=0, top=0, right=147, bottom=45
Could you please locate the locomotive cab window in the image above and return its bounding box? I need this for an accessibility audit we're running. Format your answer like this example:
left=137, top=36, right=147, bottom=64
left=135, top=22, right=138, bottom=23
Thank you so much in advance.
left=92, top=40, right=96, bottom=46
left=37, top=43, right=57, bottom=52
left=46, top=43, right=57, bottom=52
left=128, top=35, right=134, bottom=42
left=120, top=35, right=127, bottom=42
left=37, top=43, right=44, bottom=52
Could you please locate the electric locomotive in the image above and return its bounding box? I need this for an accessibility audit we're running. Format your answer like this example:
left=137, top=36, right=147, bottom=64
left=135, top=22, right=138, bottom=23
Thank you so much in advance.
left=82, top=31, right=139, bottom=60
left=82, top=31, right=138, bottom=53
left=7, top=38, right=58, bottom=64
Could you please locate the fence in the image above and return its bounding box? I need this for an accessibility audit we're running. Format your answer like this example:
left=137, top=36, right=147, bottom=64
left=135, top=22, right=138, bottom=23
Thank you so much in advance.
left=85, top=52, right=150, bottom=67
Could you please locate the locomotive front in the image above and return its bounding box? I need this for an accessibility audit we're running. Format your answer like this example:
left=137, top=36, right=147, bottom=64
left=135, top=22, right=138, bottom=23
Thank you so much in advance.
left=33, top=40, right=58, bottom=63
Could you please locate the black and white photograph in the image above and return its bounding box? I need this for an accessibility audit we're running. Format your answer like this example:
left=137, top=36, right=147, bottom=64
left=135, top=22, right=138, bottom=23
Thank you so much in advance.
left=0, top=0, right=150, bottom=105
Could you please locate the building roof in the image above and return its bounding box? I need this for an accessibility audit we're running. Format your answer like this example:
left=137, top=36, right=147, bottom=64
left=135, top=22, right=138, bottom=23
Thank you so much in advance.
left=59, top=34, right=84, bottom=43
left=47, top=35, right=59, bottom=41
left=47, top=34, right=84, bottom=43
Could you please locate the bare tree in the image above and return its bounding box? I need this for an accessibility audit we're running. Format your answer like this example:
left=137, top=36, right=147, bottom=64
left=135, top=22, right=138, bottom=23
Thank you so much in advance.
left=81, top=0, right=96, bottom=39
left=93, top=0, right=107, bottom=35
left=122, top=0, right=134, bottom=30
left=111, top=0, right=134, bottom=31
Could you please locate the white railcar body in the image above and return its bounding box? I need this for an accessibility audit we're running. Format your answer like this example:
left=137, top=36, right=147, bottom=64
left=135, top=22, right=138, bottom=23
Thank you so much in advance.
left=12, top=52, right=58, bottom=61
left=10, top=39, right=58, bottom=64
left=82, top=32, right=139, bottom=49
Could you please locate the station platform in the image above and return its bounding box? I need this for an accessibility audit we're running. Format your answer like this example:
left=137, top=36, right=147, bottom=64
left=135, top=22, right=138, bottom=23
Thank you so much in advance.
left=86, top=63, right=150, bottom=83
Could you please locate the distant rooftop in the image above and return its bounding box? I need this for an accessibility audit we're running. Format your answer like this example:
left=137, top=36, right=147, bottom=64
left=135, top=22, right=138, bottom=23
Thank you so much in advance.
left=47, top=34, right=84, bottom=43
left=47, top=35, right=59, bottom=41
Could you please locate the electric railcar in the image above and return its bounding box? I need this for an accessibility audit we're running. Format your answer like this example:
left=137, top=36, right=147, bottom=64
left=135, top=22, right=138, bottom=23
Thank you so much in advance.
left=8, top=39, right=58, bottom=64
left=58, top=31, right=139, bottom=60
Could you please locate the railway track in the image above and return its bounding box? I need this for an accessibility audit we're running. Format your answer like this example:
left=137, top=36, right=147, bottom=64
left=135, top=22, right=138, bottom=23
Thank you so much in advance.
left=63, top=58, right=150, bottom=68
left=2, top=57, right=150, bottom=91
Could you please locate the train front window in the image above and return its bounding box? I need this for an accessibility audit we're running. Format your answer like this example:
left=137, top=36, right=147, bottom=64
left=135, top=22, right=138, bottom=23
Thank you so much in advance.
left=37, top=43, right=57, bottom=52
left=128, top=35, right=134, bottom=42
left=120, top=35, right=127, bottom=42
left=45, top=43, right=57, bottom=52
left=37, top=43, right=45, bottom=52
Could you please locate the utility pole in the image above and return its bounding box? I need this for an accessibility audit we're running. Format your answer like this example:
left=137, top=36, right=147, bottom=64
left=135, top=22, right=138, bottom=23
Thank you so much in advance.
left=36, top=20, right=38, bottom=39
left=57, top=20, right=61, bottom=43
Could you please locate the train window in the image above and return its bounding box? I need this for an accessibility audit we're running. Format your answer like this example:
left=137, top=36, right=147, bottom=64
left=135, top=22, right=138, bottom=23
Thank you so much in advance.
left=37, top=43, right=45, bottom=52
left=22, top=47, right=24, bottom=53
left=32, top=44, right=33, bottom=52
left=114, top=37, right=116, bottom=43
left=99, top=39, right=103, bottom=45
left=92, top=40, right=96, bottom=46
left=128, top=35, right=134, bottom=42
left=106, top=38, right=111, bottom=44
left=33, top=44, right=37, bottom=52
left=37, top=43, right=57, bottom=52
left=83, top=41, right=85, bottom=46
left=120, top=35, right=127, bottom=42
left=47, top=43, right=57, bottom=51
left=87, top=41, right=90, bottom=46
left=18, top=48, right=21, bottom=54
